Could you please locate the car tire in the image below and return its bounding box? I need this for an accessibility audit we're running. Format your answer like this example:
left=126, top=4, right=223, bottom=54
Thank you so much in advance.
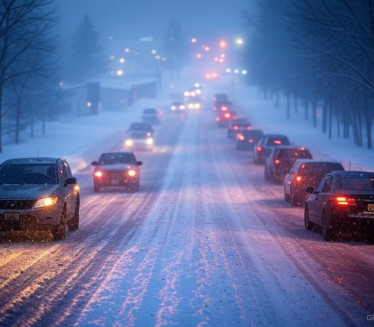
left=67, top=197, right=80, bottom=231
left=304, top=205, right=316, bottom=231
left=321, top=211, right=334, bottom=241
left=52, top=206, right=67, bottom=241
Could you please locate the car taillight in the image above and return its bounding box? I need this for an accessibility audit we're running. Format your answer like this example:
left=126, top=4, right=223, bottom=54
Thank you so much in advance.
left=233, top=126, right=239, bottom=130
left=237, top=134, right=245, bottom=141
left=94, top=171, right=103, bottom=178
left=257, top=146, right=262, bottom=152
left=246, top=126, right=251, bottom=130
left=335, top=196, right=356, bottom=206
left=274, top=159, right=281, bottom=165
left=128, top=169, right=136, bottom=177
left=295, top=175, right=302, bottom=182
left=273, top=140, right=282, bottom=145
left=221, top=106, right=228, bottom=111
left=216, top=116, right=220, bottom=122
left=249, top=138, right=253, bottom=143
left=224, top=113, right=231, bottom=118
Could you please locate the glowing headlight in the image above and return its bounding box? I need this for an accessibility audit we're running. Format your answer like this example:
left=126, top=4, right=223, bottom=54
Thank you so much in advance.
left=34, top=197, right=58, bottom=208
left=146, top=138, right=154, bottom=145
left=171, top=106, right=176, bottom=110
left=125, top=139, right=134, bottom=146
left=128, top=169, right=136, bottom=177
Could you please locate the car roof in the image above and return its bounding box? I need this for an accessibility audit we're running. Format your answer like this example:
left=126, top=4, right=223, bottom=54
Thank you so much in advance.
left=1, top=157, right=59, bottom=165
left=100, top=151, right=135, bottom=156
left=330, top=170, right=374, bottom=177
left=294, top=159, right=342, bottom=165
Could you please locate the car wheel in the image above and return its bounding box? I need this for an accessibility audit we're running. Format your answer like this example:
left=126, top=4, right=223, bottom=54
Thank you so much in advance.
left=321, top=211, right=334, bottom=241
left=52, top=206, right=67, bottom=241
left=304, top=205, right=316, bottom=231
left=67, top=197, right=80, bottom=231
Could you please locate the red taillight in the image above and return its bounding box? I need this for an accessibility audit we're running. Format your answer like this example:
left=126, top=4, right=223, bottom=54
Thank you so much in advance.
left=257, top=146, right=262, bottom=152
left=233, top=126, right=239, bottom=130
left=221, top=106, right=228, bottom=111
left=274, top=159, right=281, bottom=165
left=128, top=169, right=136, bottom=177
left=273, top=139, right=282, bottom=145
left=237, top=134, right=245, bottom=141
left=94, top=171, right=103, bottom=178
left=246, top=126, right=251, bottom=130
left=335, top=196, right=355, bottom=206
left=295, top=175, right=302, bottom=182
left=216, top=116, right=220, bottom=122
left=224, top=113, right=231, bottom=118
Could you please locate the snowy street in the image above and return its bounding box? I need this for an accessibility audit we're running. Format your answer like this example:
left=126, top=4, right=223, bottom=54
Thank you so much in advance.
left=0, top=84, right=372, bottom=326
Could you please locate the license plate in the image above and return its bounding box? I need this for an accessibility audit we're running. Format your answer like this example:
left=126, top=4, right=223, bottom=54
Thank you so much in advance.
left=368, top=204, right=374, bottom=212
left=4, top=213, right=19, bottom=220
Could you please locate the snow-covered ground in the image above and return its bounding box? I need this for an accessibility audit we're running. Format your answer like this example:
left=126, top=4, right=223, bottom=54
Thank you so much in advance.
left=0, top=75, right=373, bottom=326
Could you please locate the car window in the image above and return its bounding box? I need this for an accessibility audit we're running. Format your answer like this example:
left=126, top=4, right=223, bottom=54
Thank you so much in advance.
left=321, top=176, right=333, bottom=193
left=341, top=176, right=374, bottom=190
left=99, top=153, right=136, bottom=164
left=301, top=162, right=344, bottom=175
left=0, top=164, right=57, bottom=184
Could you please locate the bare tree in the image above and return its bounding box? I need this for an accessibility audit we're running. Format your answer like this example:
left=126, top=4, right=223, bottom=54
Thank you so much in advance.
left=0, top=0, right=56, bottom=152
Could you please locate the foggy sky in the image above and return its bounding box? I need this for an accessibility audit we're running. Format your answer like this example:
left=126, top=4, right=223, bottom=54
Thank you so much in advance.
left=57, top=0, right=249, bottom=47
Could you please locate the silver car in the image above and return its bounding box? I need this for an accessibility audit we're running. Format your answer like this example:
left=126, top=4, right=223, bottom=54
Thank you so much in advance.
left=0, top=157, right=80, bottom=240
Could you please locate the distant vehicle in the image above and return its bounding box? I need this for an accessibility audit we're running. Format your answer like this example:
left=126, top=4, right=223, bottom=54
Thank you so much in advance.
left=125, top=131, right=154, bottom=151
left=91, top=152, right=142, bottom=192
left=227, top=118, right=251, bottom=139
left=214, top=100, right=233, bottom=112
left=0, top=157, right=80, bottom=240
left=264, top=146, right=312, bottom=184
left=141, top=108, right=160, bottom=125
left=253, top=134, right=291, bottom=164
left=127, top=122, right=154, bottom=136
left=216, top=110, right=236, bottom=127
left=170, top=101, right=186, bottom=112
left=235, top=129, right=264, bottom=151
left=213, top=93, right=228, bottom=103
left=304, top=171, right=374, bottom=240
left=284, top=159, right=345, bottom=206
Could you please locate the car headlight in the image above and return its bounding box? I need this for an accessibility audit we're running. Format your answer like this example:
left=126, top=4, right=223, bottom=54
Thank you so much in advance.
left=34, top=197, right=58, bottom=208
left=125, top=139, right=134, bottom=146
left=146, top=138, right=154, bottom=145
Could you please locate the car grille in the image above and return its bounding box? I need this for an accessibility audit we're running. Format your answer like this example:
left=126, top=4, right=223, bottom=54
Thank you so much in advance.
left=0, top=200, right=36, bottom=210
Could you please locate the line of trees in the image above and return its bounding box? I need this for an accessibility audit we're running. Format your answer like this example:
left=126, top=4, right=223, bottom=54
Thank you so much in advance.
left=245, top=0, right=374, bottom=149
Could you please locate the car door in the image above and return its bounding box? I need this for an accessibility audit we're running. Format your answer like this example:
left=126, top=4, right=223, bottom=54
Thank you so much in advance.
left=60, top=160, right=76, bottom=219
left=308, top=176, right=328, bottom=225
left=284, top=162, right=299, bottom=196
left=313, top=176, right=333, bottom=226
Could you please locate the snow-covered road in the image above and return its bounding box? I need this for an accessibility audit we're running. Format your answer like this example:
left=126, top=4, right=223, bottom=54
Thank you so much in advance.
left=0, top=92, right=372, bottom=326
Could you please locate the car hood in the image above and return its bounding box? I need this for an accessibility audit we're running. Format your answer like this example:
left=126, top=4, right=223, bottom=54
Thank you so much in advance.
left=0, top=184, right=59, bottom=200
left=96, top=164, right=136, bottom=171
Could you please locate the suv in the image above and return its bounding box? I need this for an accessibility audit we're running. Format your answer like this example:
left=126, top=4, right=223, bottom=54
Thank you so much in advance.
left=253, top=134, right=290, bottom=164
left=284, top=159, right=345, bottom=206
left=264, top=146, right=312, bottom=184
left=0, top=157, right=80, bottom=240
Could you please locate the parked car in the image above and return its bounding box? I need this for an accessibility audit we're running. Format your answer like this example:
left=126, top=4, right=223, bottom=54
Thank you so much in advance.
left=227, top=118, right=251, bottom=139
left=304, top=171, right=374, bottom=240
left=264, top=146, right=312, bottom=184
left=284, top=159, right=345, bottom=206
left=235, top=129, right=264, bottom=151
left=141, top=108, right=160, bottom=125
left=91, top=152, right=142, bottom=192
left=253, top=134, right=291, bottom=164
left=0, top=157, right=80, bottom=240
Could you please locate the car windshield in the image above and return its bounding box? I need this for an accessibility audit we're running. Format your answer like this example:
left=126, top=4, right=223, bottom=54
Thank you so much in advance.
left=340, top=176, right=374, bottom=191
left=0, top=164, right=57, bottom=185
left=99, top=153, right=136, bottom=165
left=129, top=123, right=151, bottom=131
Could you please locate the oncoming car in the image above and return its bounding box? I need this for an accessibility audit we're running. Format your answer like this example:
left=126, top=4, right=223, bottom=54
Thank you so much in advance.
left=125, top=131, right=154, bottom=151
left=304, top=171, right=374, bottom=240
left=91, top=152, right=142, bottom=192
left=0, top=157, right=80, bottom=240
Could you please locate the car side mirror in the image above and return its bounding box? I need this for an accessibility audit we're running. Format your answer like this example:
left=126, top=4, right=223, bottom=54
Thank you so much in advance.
left=65, top=177, right=77, bottom=187
left=136, top=161, right=143, bottom=166
left=91, top=161, right=99, bottom=166
left=305, top=186, right=314, bottom=194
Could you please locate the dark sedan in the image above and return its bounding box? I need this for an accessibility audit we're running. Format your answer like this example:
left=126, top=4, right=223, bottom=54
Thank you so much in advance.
left=235, top=129, right=264, bottom=151
left=0, top=157, right=80, bottom=240
left=227, top=119, right=251, bottom=139
left=304, top=171, right=374, bottom=240
left=92, top=152, right=142, bottom=192
left=253, top=134, right=290, bottom=164
left=284, top=159, right=345, bottom=206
